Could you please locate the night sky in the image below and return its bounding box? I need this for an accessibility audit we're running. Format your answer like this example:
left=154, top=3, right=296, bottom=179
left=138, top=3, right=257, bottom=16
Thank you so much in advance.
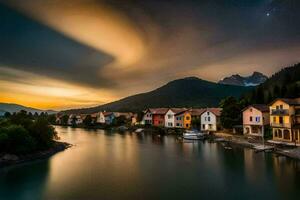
left=0, top=0, right=299, bottom=109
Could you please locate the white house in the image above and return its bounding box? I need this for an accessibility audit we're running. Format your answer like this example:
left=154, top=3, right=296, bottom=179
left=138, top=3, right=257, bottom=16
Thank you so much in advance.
left=142, top=109, right=152, bottom=125
left=200, top=108, right=222, bottom=132
left=68, top=114, right=83, bottom=125
left=96, top=112, right=106, bottom=124
left=165, top=108, right=186, bottom=128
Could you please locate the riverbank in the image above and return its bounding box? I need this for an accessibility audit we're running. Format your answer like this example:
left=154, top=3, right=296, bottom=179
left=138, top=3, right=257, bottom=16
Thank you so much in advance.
left=0, top=141, right=72, bottom=168
left=214, top=132, right=300, bottom=160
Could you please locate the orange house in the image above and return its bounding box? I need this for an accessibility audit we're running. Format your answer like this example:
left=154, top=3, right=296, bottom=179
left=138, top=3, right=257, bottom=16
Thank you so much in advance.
left=150, top=108, right=168, bottom=127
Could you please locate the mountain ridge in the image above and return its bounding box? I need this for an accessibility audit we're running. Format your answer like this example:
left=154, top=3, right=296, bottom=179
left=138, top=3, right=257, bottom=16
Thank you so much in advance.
left=0, top=103, right=57, bottom=115
left=219, top=71, right=267, bottom=86
left=62, top=77, right=252, bottom=114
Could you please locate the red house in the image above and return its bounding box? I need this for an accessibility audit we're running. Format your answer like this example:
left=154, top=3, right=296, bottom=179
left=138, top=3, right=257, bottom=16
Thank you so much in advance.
left=150, top=108, right=168, bottom=127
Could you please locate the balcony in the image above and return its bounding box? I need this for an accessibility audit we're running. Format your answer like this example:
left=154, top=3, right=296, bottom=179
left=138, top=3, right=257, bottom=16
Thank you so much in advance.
left=271, top=109, right=289, bottom=115
left=270, top=122, right=291, bottom=128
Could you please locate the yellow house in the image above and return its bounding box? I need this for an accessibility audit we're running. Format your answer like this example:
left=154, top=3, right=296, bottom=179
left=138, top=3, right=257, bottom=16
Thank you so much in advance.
left=175, top=110, right=191, bottom=129
left=183, top=112, right=192, bottom=129
left=269, top=98, right=300, bottom=145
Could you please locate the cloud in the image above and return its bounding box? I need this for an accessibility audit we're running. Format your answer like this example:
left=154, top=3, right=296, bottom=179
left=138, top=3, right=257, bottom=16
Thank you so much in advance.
left=0, top=0, right=300, bottom=109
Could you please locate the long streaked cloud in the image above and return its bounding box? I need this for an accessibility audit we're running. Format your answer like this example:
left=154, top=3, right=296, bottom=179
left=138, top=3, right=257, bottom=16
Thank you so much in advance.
left=0, top=0, right=300, bottom=109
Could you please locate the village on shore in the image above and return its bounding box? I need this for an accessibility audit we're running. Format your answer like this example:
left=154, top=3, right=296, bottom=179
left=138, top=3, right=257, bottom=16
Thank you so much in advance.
left=56, top=97, right=300, bottom=147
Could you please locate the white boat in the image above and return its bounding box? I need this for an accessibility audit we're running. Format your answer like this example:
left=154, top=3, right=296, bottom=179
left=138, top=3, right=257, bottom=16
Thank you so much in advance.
left=183, top=130, right=205, bottom=140
left=135, top=128, right=144, bottom=133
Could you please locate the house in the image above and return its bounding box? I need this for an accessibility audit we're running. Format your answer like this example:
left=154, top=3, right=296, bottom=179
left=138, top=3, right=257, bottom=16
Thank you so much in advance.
left=151, top=108, right=169, bottom=127
left=96, top=112, right=106, bottom=124
left=242, top=104, right=270, bottom=137
left=104, top=112, right=115, bottom=125
left=165, top=108, right=187, bottom=128
left=141, top=109, right=153, bottom=125
left=175, top=110, right=192, bottom=129
left=269, top=98, right=300, bottom=145
left=200, top=108, right=222, bottom=132
left=68, top=114, right=83, bottom=125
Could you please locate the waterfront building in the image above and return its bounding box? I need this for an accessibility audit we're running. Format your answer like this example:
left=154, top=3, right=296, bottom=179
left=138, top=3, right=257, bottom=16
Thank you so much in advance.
left=165, top=108, right=187, bottom=128
left=200, top=108, right=222, bottom=132
left=174, top=110, right=192, bottom=129
left=242, top=104, right=270, bottom=137
left=269, top=98, right=300, bottom=145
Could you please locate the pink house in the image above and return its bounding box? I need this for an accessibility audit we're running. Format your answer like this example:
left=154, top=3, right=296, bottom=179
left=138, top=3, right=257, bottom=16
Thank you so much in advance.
left=242, top=104, right=270, bottom=137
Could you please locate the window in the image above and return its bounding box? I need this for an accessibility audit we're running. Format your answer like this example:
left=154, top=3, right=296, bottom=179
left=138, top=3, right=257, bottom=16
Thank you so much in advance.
left=250, top=116, right=253, bottom=122
left=186, top=116, right=190, bottom=120
left=280, top=105, right=283, bottom=109
left=273, top=116, right=276, bottom=123
left=250, top=108, right=252, bottom=112
left=279, top=117, right=283, bottom=124
left=275, top=130, right=278, bottom=137
left=204, top=117, right=207, bottom=121
left=202, top=124, right=205, bottom=129
left=256, top=117, right=260, bottom=122
left=168, top=122, right=173, bottom=126
left=208, top=117, right=210, bottom=121
left=168, top=114, right=172, bottom=119
left=207, top=112, right=210, bottom=115
left=276, top=105, right=279, bottom=110
left=176, top=123, right=180, bottom=126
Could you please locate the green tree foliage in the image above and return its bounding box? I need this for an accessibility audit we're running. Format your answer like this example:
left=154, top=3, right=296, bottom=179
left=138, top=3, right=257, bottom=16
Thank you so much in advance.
left=61, top=115, right=69, bottom=125
left=112, top=115, right=128, bottom=126
left=4, top=112, right=11, bottom=118
left=246, top=63, right=300, bottom=104
left=219, top=96, right=243, bottom=129
left=47, top=114, right=56, bottom=125
left=83, top=115, right=93, bottom=127
left=0, top=111, right=58, bottom=154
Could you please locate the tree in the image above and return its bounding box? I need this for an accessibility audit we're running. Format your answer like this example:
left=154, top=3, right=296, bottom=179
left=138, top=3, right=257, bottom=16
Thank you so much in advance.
left=219, top=96, right=242, bottom=129
left=61, top=115, right=69, bottom=125
left=29, top=117, right=57, bottom=149
left=47, top=114, right=56, bottom=125
left=112, top=115, right=127, bottom=126
left=4, top=112, right=11, bottom=118
left=83, top=115, right=92, bottom=127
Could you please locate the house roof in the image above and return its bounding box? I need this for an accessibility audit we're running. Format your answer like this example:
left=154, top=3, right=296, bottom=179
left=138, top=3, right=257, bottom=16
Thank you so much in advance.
left=168, top=108, right=188, bottom=114
left=188, top=108, right=206, bottom=116
left=203, top=108, right=222, bottom=116
left=103, top=112, right=114, bottom=116
left=149, top=108, right=169, bottom=115
left=242, top=104, right=269, bottom=112
left=269, top=98, right=300, bottom=106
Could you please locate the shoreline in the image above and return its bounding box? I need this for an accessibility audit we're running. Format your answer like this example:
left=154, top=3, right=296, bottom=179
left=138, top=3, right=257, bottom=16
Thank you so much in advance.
left=213, top=132, right=300, bottom=161
left=0, top=141, right=72, bottom=169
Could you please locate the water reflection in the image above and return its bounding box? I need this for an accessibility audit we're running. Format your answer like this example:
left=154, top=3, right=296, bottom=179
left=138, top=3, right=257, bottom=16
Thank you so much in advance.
left=0, top=126, right=299, bottom=200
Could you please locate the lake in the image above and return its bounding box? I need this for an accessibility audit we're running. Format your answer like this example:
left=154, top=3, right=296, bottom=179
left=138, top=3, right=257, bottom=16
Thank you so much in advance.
left=0, top=126, right=300, bottom=200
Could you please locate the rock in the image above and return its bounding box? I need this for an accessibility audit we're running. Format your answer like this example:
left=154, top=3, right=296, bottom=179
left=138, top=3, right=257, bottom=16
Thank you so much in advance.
left=2, top=154, right=19, bottom=161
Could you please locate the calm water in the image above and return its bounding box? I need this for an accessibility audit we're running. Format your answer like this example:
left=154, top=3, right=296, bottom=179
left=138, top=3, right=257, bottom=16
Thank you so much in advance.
left=0, top=126, right=300, bottom=200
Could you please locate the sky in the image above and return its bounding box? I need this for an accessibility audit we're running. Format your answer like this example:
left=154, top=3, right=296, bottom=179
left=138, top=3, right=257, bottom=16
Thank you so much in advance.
left=0, top=0, right=299, bottom=110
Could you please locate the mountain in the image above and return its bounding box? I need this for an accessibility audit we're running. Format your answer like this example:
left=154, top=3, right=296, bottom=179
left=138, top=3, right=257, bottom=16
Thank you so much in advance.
left=0, top=103, right=57, bottom=115
left=247, top=63, right=300, bottom=104
left=63, top=77, right=252, bottom=114
left=219, top=72, right=267, bottom=86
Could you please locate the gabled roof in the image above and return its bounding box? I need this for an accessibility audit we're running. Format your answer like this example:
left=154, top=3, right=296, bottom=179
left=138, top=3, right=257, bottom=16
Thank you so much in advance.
left=103, top=112, right=114, bottom=116
left=202, top=108, right=222, bottom=116
left=189, top=108, right=206, bottom=116
left=269, top=98, right=300, bottom=106
left=149, top=108, right=169, bottom=115
left=174, top=109, right=190, bottom=116
left=242, top=104, right=269, bottom=113
left=168, top=108, right=188, bottom=114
